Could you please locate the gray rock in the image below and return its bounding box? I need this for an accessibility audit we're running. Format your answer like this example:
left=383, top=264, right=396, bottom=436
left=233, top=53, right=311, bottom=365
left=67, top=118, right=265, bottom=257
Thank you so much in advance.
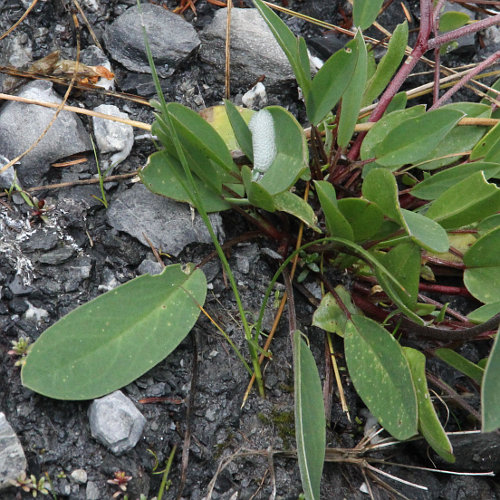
left=107, top=183, right=224, bottom=257
left=92, top=104, right=134, bottom=170
left=103, top=4, right=200, bottom=78
left=0, top=155, right=15, bottom=189
left=200, top=8, right=296, bottom=90
left=0, top=412, right=27, bottom=491
left=431, top=430, right=500, bottom=472
left=37, top=246, right=75, bottom=265
left=137, top=258, right=163, bottom=276
left=0, top=80, right=91, bottom=187
left=8, top=273, right=34, bottom=296
left=20, top=228, right=59, bottom=252
left=88, top=390, right=146, bottom=455
left=85, top=481, right=101, bottom=500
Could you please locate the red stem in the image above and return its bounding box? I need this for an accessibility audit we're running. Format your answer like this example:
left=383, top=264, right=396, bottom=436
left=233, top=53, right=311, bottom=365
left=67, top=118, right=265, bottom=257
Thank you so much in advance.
left=418, top=282, right=472, bottom=297
left=347, top=0, right=434, bottom=161
left=430, top=50, right=500, bottom=109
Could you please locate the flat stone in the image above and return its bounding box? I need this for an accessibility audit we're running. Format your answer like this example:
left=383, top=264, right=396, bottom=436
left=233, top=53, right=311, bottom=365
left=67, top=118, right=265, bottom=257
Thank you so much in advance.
left=88, top=390, right=146, bottom=455
left=0, top=80, right=91, bottom=187
left=103, top=4, right=200, bottom=78
left=0, top=412, right=27, bottom=491
left=20, top=228, right=59, bottom=252
left=199, top=8, right=296, bottom=90
left=107, top=183, right=224, bottom=257
left=70, top=468, right=87, bottom=484
left=37, top=246, right=75, bottom=265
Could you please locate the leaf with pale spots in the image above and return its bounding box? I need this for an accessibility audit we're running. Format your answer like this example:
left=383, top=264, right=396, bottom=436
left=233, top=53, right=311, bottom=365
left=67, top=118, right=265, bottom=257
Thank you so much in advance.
left=22, top=264, right=206, bottom=400
left=344, top=315, right=417, bottom=440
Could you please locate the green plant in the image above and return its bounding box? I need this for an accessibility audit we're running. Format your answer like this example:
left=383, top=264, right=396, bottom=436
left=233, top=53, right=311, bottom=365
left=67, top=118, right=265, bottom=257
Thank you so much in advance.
left=20, top=1, right=500, bottom=498
left=10, top=472, right=51, bottom=498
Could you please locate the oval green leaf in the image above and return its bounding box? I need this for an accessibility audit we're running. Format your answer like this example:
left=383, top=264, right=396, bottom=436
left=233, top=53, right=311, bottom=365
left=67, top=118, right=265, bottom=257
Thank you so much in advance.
left=307, top=38, right=359, bottom=125
left=337, top=198, right=384, bottom=242
left=22, top=264, right=207, bottom=400
left=404, top=347, right=455, bottom=463
left=338, top=31, right=367, bottom=148
left=315, top=180, right=354, bottom=240
left=294, top=330, right=326, bottom=500
left=258, top=106, right=309, bottom=194
left=361, top=105, right=426, bottom=162
left=345, top=315, right=418, bottom=440
left=363, top=21, right=408, bottom=106
left=482, top=327, right=500, bottom=432
left=374, top=109, right=464, bottom=167
left=464, top=226, right=500, bottom=303
left=141, top=151, right=231, bottom=213
left=353, top=0, right=384, bottom=29
left=426, top=171, right=500, bottom=229
left=411, top=161, right=500, bottom=200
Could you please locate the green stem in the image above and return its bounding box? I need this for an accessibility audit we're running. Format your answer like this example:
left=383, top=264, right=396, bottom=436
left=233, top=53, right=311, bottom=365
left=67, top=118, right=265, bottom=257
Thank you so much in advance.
left=139, top=0, right=265, bottom=396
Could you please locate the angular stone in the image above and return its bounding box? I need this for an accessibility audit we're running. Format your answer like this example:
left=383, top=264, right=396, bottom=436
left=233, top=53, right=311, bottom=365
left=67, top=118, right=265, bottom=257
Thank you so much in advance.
left=199, top=8, right=296, bottom=90
left=92, top=104, right=134, bottom=170
left=0, top=412, right=27, bottom=491
left=103, top=4, right=200, bottom=78
left=88, top=391, right=146, bottom=455
left=0, top=80, right=91, bottom=187
left=107, top=183, right=224, bottom=257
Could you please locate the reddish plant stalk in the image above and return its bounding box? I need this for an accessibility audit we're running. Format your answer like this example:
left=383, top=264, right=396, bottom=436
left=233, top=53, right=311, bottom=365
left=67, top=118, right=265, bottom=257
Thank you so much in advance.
left=430, top=50, right=500, bottom=109
left=348, top=1, right=500, bottom=160
left=418, top=282, right=473, bottom=297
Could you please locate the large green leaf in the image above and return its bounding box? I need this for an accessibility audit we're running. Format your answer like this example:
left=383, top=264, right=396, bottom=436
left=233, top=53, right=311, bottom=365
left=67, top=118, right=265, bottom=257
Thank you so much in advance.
left=361, top=105, right=426, bottom=163
left=373, top=109, right=464, bottom=167
left=464, top=226, right=500, bottom=303
left=471, top=121, right=500, bottom=163
left=294, top=330, right=326, bottom=500
left=362, top=168, right=403, bottom=223
left=338, top=31, right=367, bottom=148
left=411, top=161, right=500, bottom=200
left=274, top=190, right=319, bottom=230
left=258, top=106, right=309, bottom=194
left=363, top=21, right=409, bottom=106
left=141, top=151, right=231, bottom=212
left=401, top=209, right=449, bottom=253
left=426, top=171, right=500, bottom=229
left=404, top=348, right=455, bottom=463
left=362, top=169, right=448, bottom=252
left=376, top=242, right=421, bottom=310
left=353, top=0, right=384, bottom=29
left=416, top=103, right=490, bottom=170
left=241, top=165, right=276, bottom=212
left=166, top=102, right=236, bottom=175
left=252, top=0, right=311, bottom=94
left=337, top=198, right=384, bottom=242
left=482, top=327, right=500, bottom=432
left=344, top=315, right=418, bottom=439
left=22, top=264, right=207, bottom=400
left=468, top=301, right=500, bottom=323
left=315, top=181, right=354, bottom=240
left=307, top=38, right=359, bottom=125
left=208, top=102, right=254, bottom=157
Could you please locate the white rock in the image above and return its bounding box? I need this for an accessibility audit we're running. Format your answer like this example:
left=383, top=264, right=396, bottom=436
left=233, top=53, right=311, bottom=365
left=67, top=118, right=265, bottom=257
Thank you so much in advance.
left=92, top=104, right=134, bottom=170
left=88, top=390, right=146, bottom=455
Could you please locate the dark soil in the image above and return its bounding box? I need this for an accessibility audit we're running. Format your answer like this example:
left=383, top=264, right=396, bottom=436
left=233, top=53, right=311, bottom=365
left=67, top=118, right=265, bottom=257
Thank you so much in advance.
left=1, top=1, right=499, bottom=499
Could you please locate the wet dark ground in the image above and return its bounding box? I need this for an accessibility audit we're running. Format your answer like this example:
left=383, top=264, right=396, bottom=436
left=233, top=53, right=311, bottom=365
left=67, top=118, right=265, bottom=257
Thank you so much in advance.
left=1, top=0, right=499, bottom=498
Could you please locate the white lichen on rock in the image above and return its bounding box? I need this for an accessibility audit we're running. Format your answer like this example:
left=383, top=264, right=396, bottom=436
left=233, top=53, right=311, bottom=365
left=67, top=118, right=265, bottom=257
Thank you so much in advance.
left=248, top=109, right=276, bottom=181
